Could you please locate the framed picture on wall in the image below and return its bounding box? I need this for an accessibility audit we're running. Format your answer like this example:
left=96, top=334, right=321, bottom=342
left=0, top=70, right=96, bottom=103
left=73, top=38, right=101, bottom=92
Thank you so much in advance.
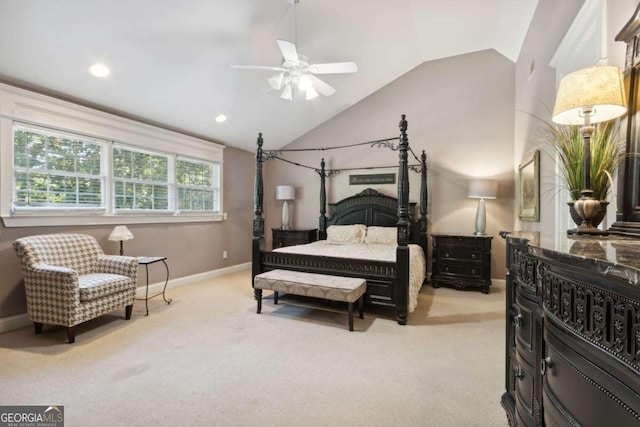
left=518, top=150, right=540, bottom=222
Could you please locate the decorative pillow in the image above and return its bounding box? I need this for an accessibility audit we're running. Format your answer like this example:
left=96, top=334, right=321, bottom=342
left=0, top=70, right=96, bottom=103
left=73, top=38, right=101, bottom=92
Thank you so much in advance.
left=365, top=226, right=397, bottom=245
left=326, top=224, right=367, bottom=244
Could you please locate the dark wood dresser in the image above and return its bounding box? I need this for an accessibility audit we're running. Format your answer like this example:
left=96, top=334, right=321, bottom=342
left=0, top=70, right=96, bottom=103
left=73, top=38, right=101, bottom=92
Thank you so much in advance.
left=502, top=232, right=640, bottom=426
left=431, top=233, right=492, bottom=293
left=272, top=228, right=317, bottom=249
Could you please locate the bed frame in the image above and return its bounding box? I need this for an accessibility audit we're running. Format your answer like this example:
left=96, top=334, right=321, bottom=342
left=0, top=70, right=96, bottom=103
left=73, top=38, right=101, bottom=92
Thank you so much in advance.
left=251, top=115, right=428, bottom=325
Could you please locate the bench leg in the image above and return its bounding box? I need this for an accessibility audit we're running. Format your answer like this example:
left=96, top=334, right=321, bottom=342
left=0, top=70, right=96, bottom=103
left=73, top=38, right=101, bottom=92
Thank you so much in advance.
left=358, top=295, right=364, bottom=319
left=274, top=291, right=278, bottom=305
left=255, top=289, right=263, bottom=314
left=348, top=302, right=354, bottom=331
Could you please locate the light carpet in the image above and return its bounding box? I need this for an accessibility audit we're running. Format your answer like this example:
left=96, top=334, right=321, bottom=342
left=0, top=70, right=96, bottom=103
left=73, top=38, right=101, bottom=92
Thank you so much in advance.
left=0, top=269, right=508, bottom=427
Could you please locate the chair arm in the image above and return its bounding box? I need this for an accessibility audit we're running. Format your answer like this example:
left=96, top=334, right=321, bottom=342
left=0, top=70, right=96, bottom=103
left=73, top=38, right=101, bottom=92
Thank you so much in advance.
left=23, top=265, right=81, bottom=321
left=95, top=255, right=138, bottom=280
left=26, top=264, right=79, bottom=292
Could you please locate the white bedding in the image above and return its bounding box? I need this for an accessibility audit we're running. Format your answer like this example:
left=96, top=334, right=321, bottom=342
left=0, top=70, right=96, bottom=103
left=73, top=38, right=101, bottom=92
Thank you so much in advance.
left=274, top=240, right=426, bottom=312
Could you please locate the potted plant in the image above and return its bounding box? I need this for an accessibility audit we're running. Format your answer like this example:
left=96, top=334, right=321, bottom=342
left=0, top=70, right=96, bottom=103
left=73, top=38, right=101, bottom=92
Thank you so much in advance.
left=541, top=119, right=623, bottom=227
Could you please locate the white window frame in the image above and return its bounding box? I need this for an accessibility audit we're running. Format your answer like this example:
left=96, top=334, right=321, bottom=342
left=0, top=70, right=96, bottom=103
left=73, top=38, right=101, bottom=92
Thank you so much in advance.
left=12, top=123, right=108, bottom=214
left=0, top=83, right=225, bottom=227
left=112, top=145, right=172, bottom=213
left=176, top=156, right=220, bottom=213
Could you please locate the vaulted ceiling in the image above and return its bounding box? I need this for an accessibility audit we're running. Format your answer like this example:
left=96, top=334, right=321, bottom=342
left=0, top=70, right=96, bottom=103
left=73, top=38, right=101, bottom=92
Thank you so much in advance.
left=0, top=0, right=538, bottom=151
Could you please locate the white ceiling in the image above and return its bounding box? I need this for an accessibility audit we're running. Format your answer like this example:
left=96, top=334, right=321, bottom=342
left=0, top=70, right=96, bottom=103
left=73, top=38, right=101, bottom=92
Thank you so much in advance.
left=0, top=0, right=538, bottom=152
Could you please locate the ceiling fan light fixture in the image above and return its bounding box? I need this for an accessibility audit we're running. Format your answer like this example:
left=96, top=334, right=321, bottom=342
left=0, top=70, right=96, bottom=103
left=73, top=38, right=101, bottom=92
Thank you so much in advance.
left=305, top=85, right=318, bottom=100
left=268, top=73, right=284, bottom=90
left=280, top=84, right=293, bottom=101
left=298, top=74, right=312, bottom=91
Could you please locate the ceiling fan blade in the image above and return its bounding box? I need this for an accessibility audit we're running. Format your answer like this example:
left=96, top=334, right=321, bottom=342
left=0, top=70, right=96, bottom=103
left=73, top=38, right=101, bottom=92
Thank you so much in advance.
left=308, top=74, right=336, bottom=97
left=308, top=62, right=358, bottom=74
left=230, top=64, right=285, bottom=72
left=277, top=40, right=299, bottom=66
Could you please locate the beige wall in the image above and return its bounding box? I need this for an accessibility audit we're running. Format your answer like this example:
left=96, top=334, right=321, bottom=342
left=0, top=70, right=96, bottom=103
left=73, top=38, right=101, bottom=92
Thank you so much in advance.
left=263, top=49, right=516, bottom=280
left=0, top=145, right=254, bottom=319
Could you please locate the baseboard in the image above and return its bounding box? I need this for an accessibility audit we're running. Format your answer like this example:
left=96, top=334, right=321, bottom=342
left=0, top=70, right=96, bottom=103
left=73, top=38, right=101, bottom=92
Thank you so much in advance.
left=0, top=262, right=252, bottom=333
left=135, top=262, right=251, bottom=298
left=0, top=313, right=32, bottom=333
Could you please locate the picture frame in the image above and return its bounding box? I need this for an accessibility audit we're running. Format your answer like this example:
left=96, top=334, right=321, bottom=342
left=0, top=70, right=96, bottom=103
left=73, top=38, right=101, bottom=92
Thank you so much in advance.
left=349, top=173, right=395, bottom=185
left=518, top=150, right=540, bottom=222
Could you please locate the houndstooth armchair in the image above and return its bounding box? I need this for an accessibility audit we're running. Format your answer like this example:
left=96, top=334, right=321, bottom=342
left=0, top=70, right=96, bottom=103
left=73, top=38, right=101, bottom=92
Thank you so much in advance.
left=13, top=233, right=138, bottom=343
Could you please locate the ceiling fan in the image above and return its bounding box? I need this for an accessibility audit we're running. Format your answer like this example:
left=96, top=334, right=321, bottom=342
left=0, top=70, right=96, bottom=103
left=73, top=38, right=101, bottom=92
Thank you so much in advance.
left=231, top=0, right=357, bottom=101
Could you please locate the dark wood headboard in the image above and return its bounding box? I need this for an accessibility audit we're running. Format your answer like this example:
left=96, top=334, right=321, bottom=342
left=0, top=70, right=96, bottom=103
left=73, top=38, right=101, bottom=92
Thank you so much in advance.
left=327, top=188, right=415, bottom=227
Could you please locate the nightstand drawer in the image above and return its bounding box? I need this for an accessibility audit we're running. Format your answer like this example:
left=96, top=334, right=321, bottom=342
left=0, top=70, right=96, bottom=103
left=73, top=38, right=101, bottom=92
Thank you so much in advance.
left=439, top=260, right=486, bottom=277
left=439, top=248, right=485, bottom=262
left=272, top=228, right=318, bottom=248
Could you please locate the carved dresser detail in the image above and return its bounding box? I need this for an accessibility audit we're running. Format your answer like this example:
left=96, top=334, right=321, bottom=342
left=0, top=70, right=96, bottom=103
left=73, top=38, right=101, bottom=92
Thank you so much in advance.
left=501, top=233, right=640, bottom=426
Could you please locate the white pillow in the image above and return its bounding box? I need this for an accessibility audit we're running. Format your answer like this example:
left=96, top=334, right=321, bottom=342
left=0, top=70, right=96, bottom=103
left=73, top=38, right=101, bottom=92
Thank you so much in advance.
left=365, top=226, right=397, bottom=245
left=326, top=224, right=367, bottom=244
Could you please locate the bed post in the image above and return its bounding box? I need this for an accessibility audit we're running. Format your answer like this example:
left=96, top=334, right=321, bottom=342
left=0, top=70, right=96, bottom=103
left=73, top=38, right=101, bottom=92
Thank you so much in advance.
left=396, top=115, right=410, bottom=325
left=318, top=158, right=328, bottom=240
left=252, top=133, right=265, bottom=302
left=420, top=150, right=428, bottom=236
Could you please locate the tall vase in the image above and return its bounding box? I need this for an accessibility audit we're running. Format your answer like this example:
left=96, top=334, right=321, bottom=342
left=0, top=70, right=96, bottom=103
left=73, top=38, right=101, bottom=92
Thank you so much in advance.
left=568, top=201, right=609, bottom=228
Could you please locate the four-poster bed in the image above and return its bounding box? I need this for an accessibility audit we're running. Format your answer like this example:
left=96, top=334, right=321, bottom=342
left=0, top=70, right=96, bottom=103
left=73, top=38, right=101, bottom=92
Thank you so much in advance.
left=251, top=115, right=428, bottom=325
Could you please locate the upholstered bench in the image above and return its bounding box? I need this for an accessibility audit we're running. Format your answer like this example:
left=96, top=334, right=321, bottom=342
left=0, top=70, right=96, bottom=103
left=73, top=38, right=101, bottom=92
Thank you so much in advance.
left=254, top=269, right=366, bottom=331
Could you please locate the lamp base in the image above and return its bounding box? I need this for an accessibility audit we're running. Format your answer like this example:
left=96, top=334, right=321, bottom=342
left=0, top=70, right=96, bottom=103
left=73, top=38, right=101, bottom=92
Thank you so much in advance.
left=567, top=190, right=609, bottom=236
left=281, top=200, right=290, bottom=230
left=567, top=226, right=609, bottom=236
left=474, top=198, right=486, bottom=235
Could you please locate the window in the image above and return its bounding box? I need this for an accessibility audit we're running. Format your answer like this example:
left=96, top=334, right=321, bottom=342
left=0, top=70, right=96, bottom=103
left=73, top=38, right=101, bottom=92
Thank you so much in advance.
left=1, top=83, right=224, bottom=227
left=13, top=125, right=105, bottom=210
left=113, top=147, right=170, bottom=211
left=176, top=157, right=220, bottom=212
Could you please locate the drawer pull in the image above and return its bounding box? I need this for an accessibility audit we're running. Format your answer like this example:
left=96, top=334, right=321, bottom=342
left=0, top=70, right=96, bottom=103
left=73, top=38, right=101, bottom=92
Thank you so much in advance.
left=471, top=253, right=476, bottom=260
left=471, top=269, right=476, bottom=275
left=540, top=357, right=552, bottom=376
left=514, top=366, right=524, bottom=379
left=513, top=313, right=523, bottom=328
left=445, top=267, right=450, bottom=272
left=445, top=252, right=450, bottom=258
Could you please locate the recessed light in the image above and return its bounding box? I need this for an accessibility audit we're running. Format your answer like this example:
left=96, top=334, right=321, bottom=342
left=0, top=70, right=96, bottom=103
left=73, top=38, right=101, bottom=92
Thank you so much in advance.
left=215, top=114, right=227, bottom=123
left=89, top=63, right=110, bottom=78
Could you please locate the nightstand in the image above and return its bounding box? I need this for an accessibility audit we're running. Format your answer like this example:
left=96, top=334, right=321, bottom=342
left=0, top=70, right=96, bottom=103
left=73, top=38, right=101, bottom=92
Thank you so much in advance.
left=272, top=228, right=318, bottom=249
left=431, top=233, right=492, bottom=294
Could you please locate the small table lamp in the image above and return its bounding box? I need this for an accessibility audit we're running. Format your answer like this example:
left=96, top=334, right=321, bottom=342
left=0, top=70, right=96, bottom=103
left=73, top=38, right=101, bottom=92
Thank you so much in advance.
left=275, top=185, right=295, bottom=230
left=108, top=225, right=134, bottom=255
left=552, top=65, right=627, bottom=235
left=468, top=179, right=497, bottom=235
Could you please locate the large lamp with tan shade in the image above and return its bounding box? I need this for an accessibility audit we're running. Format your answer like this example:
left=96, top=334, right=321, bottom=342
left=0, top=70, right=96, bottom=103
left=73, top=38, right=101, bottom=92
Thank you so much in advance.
left=552, top=65, right=627, bottom=235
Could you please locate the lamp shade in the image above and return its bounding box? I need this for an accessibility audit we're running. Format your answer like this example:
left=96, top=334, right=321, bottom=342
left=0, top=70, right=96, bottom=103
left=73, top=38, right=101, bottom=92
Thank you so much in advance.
left=108, top=225, right=134, bottom=242
left=552, top=65, right=627, bottom=125
left=468, top=179, right=497, bottom=199
left=275, top=185, right=295, bottom=201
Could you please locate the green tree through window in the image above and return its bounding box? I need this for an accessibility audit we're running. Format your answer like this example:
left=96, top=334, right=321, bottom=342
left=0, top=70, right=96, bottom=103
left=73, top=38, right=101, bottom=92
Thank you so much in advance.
left=13, top=127, right=103, bottom=208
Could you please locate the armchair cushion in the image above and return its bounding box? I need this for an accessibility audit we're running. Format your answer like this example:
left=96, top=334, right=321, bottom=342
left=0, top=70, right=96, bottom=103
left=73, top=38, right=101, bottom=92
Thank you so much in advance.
left=79, top=273, right=136, bottom=301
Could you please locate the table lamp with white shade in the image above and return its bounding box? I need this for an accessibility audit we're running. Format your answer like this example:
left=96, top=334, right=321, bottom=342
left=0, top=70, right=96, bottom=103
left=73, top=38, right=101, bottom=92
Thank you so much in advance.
left=108, top=225, right=134, bottom=255
left=275, top=185, right=296, bottom=229
left=552, top=65, right=627, bottom=235
left=468, top=179, right=497, bottom=235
